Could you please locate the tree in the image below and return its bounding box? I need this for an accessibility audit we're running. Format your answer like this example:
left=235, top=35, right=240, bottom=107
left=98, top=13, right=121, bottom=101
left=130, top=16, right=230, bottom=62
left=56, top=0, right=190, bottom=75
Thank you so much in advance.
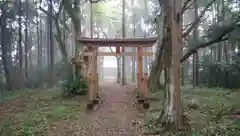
left=149, top=0, right=240, bottom=130
left=192, top=0, right=199, bottom=87
left=121, top=0, right=126, bottom=85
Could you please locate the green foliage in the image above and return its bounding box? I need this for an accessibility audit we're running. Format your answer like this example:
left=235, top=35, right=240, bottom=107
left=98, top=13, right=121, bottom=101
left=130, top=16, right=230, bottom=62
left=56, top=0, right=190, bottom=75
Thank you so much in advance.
left=0, top=120, right=14, bottom=136
left=0, top=88, right=88, bottom=135
left=145, top=88, right=240, bottom=136
left=62, top=76, right=88, bottom=97
left=198, top=54, right=240, bottom=89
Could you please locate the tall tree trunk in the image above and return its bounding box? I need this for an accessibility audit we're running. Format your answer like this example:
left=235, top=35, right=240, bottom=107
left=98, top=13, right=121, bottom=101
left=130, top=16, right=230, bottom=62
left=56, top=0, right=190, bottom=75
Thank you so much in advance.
left=148, top=14, right=166, bottom=91
left=37, top=18, right=43, bottom=86
left=121, top=0, right=126, bottom=85
left=18, top=0, right=24, bottom=87
left=24, top=0, right=29, bottom=82
left=72, top=0, right=81, bottom=80
left=28, top=31, right=33, bottom=70
left=0, top=11, right=13, bottom=90
left=132, top=14, right=136, bottom=82
left=48, top=0, right=54, bottom=85
left=143, top=0, right=148, bottom=74
left=156, top=0, right=182, bottom=130
left=192, top=1, right=199, bottom=87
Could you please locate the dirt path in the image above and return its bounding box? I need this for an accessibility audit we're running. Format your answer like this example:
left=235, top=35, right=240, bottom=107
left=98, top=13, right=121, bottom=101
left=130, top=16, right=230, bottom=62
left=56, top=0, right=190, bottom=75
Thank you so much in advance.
left=0, top=83, right=146, bottom=136
left=82, top=82, right=144, bottom=136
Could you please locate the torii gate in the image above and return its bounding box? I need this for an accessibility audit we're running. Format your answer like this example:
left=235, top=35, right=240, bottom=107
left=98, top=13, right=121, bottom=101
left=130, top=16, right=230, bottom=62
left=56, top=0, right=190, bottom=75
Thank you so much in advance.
left=73, top=37, right=158, bottom=110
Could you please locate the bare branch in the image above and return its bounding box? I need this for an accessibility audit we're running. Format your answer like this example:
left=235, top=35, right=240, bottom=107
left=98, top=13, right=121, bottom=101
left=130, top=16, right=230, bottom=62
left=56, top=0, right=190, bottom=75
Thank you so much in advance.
left=180, top=23, right=239, bottom=62
left=39, top=6, right=70, bottom=31
left=182, top=0, right=216, bottom=38
left=182, top=0, right=196, bottom=14
left=39, top=7, right=57, bottom=19
left=56, top=0, right=64, bottom=17
left=183, top=16, right=208, bottom=31
left=98, top=28, right=108, bottom=38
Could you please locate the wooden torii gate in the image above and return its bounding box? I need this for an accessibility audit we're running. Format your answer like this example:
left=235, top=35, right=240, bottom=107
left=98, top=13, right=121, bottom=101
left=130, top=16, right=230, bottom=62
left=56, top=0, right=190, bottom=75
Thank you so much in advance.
left=75, top=37, right=158, bottom=110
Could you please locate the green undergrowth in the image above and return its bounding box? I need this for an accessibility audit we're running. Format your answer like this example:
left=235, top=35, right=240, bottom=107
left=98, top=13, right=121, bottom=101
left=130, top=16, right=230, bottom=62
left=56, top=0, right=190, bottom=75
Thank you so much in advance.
left=0, top=88, right=37, bottom=104
left=0, top=88, right=88, bottom=136
left=61, top=76, right=88, bottom=97
left=144, top=87, right=240, bottom=136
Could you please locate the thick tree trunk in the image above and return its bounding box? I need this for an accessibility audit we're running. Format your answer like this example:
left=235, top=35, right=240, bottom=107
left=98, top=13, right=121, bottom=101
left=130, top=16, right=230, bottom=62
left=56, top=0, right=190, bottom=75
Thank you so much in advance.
left=48, top=0, right=54, bottom=85
left=54, top=19, right=68, bottom=61
left=192, top=0, right=199, bottom=87
left=24, top=1, right=29, bottom=82
left=148, top=15, right=166, bottom=91
left=154, top=0, right=182, bottom=130
left=38, top=20, right=43, bottom=85
left=121, top=0, right=126, bottom=85
left=0, top=16, right=13, bottom=90
left=131, top=13, right=136, bottom=82
left=18, top=0, right=25, bottom=88
left=132, top=47, right=136, bottom=82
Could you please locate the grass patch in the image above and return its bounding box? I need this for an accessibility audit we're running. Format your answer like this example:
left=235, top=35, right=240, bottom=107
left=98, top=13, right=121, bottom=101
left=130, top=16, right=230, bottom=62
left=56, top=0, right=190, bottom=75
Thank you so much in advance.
left=0, top=88, right=88, bottom=136
left=144, top=87, right=240, bottom=135
left=0, top=89, right=36, bottom=104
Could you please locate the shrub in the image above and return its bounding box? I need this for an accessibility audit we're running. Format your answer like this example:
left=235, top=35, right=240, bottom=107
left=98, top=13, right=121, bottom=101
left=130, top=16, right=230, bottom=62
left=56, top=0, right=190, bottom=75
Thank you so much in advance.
left=62, top=76, right=88, bottom=97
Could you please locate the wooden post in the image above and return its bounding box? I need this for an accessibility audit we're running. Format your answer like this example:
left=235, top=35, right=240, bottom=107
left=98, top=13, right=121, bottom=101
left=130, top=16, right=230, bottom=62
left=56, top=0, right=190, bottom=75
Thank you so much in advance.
left=87, top=47, right=94, bottom=102
left=88, top=73, right=93, bottom=101
left=92, top=47, right=98, bottom=100
left=96, top=73, right=99, bottom=95
left=143, top=72, right=148, bottom=99
left=137, top=73, right=139, bottom=89
left=137, top=47, right=143, bottom=98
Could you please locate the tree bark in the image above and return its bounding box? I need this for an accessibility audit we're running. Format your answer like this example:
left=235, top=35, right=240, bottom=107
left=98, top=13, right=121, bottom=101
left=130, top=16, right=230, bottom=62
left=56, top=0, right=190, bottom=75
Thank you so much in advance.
left=24, top=0, right=29, bottom=82
left=37, top=19, right=43, bottom=86
left=18, top=0, right=24, bottom=88
left=155, top=0, right=182, bottom=130
left=192, top=0, right=199, bottom=87
left=148, top=14, right=166, bottom=91
left=0, top=11, right=13, bottom=90
left=47, top=0, right=54, bottom=85
left=121, top=0, right=126, bottom=85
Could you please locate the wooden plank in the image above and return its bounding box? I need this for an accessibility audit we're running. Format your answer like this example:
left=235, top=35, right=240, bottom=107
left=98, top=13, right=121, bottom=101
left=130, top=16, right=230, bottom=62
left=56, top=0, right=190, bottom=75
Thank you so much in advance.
left=82, top=52, right=153, bottom=56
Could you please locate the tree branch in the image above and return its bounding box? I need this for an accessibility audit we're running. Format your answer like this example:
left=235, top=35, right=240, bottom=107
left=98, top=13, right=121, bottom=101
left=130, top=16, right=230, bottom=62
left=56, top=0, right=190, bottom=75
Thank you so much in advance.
left=180, top=23, right=239, bottom=63
left=39, top=5, right=70, bottom=31
left=183, top=16, right=208, bottom=32
left=182, top=0, right=196, bottom=14
left=182, top=0, right=216, bottom=38
left=39, top=7, right=57, bottom=20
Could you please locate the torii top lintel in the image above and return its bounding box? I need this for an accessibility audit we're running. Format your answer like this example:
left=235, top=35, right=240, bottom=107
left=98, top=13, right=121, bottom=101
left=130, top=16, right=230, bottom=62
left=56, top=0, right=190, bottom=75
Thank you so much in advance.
left=77, top=37, right=158, bottom=47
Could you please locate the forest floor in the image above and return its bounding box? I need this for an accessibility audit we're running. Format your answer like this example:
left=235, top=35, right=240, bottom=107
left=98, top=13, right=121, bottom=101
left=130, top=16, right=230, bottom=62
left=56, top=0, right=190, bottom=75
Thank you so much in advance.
left=145, top=87, right=240, bottom=135
left=0, top=82, right=146, bottom=136
left=1, top=83, right=240, bottom=136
